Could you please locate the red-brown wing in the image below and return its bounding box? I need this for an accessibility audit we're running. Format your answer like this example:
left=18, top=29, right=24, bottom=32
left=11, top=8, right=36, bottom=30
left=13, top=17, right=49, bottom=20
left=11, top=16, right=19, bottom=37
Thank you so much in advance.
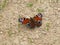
left=19, top=18, right=30, bottom=24
left=33, top=13, right=42, bottom=27
left=34, top=15, right=42, bottom=21
left=22, top=18, right=30, bottom=24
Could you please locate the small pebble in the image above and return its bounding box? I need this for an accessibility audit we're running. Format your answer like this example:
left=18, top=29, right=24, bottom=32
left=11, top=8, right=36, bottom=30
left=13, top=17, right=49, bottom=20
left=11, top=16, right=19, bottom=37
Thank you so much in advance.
left=0, top=31, right=3, bottom=34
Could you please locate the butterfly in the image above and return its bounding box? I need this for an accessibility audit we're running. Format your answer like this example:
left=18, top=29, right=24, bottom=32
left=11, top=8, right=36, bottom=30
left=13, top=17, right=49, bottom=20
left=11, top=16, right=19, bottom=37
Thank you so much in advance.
left=18, top=13, right=43, bottom=28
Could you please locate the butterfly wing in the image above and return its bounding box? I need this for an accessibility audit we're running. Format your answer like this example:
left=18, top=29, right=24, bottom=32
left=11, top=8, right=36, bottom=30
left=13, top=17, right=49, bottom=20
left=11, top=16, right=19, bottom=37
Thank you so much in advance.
left=34, top=13, right=42, bottom=27
left=19, top=17, right=36, bottom=28
left=18, top=18, right=30, bottom=24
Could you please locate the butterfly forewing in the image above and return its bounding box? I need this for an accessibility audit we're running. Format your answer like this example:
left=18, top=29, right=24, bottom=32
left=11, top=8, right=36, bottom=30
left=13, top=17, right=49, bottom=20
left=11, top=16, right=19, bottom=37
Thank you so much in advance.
left=33, top=13, right=42, bottom=27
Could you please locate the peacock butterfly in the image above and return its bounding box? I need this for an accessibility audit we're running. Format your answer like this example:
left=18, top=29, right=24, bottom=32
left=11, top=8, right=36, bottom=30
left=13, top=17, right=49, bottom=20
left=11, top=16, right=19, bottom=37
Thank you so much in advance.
left=18, top=13, right=42, bottom=28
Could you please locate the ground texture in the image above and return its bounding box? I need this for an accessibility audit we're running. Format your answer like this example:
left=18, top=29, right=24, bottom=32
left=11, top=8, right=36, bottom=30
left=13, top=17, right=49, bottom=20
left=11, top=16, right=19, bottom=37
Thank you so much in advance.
left=0, top=0, right=60, bottom=45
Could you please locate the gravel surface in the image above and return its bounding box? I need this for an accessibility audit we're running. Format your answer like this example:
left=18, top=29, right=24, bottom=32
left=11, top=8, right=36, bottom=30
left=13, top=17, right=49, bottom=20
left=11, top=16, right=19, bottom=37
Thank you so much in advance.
left=0, top=0, right=60, bottom=45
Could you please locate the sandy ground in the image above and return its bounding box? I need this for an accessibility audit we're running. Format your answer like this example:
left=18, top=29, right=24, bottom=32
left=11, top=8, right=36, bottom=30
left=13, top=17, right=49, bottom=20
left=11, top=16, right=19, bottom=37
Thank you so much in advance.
left=0, top=0, right=60, bottom=45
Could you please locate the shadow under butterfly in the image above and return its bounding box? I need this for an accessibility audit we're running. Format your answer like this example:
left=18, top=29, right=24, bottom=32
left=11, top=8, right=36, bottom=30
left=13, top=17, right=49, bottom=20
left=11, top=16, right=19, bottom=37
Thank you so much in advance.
left=18, top=13, right=43, bottom=28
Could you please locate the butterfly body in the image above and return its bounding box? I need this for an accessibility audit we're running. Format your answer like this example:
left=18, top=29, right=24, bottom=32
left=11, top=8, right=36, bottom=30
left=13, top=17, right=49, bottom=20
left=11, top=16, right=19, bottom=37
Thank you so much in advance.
left=19, top=13, right=42, bottom=28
